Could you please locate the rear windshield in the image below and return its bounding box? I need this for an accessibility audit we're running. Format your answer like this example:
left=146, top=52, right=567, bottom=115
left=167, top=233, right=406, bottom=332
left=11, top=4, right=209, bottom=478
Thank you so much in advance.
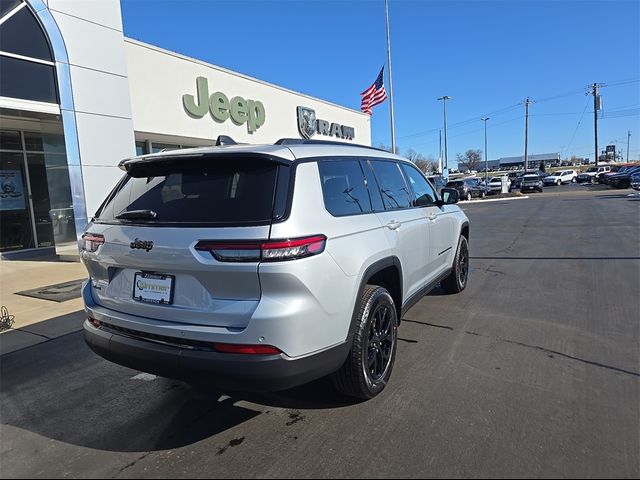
left=96, top=157, right=279, bottom=226
left=446, top=181, right=463, bottom=187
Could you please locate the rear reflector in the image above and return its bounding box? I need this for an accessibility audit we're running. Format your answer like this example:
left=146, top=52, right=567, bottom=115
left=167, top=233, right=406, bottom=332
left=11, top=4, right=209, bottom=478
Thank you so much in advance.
left=81, top=233, right=105, bottom=252
left=213, top=343, right=282, bottom=355
left=195, top=234, right=326, bottom=262
left=88, top=317, right=102, bottom=328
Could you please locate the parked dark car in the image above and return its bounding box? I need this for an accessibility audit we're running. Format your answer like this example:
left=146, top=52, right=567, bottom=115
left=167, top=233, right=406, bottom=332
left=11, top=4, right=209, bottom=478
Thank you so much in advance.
left=598, top=165, right=623, bottom=184
left=607, top=166, right=640, bottom=189
left=520, top=174, right=544, bottom=193
left=445, top=177, right=488, bottom=201
left=511, top=170, right=545, bottom=189
left=630, top=173, right=640, bottom=191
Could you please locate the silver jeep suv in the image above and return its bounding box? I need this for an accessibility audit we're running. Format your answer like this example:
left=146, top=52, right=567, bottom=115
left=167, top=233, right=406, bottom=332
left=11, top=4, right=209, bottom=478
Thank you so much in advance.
left=81, top=138, right=470, bottom=399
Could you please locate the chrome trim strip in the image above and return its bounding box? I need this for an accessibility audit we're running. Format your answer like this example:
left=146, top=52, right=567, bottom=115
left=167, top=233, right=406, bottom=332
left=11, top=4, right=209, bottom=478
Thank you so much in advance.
left=0, top=2, right=26, bottom=26
left=27, top=0, right=87, bottom=245
left=0, top=50, right=55, bottom=66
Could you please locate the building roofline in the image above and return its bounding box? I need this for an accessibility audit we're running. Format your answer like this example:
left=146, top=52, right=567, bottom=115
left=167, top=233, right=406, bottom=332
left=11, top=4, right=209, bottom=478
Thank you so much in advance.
left=124, top=37, right=370, bottom=119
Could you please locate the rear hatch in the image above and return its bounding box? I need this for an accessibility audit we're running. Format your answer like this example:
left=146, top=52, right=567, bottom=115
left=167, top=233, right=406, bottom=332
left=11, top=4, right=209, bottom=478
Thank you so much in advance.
left=82, top=152, right=290, bottom=329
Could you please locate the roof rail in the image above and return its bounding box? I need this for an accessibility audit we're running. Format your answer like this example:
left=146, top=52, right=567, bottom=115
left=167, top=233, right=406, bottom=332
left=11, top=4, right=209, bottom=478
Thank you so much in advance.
left=274, top=138, right=391, bottom=153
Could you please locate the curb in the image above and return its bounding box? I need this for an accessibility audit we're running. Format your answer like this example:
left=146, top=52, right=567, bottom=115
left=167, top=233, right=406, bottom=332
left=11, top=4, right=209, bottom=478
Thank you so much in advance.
left=461, top=195, right=530, bottom=205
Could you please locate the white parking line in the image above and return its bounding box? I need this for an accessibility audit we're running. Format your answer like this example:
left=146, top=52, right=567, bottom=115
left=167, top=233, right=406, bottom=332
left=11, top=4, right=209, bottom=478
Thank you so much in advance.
left=463, top=196, right=530, bottom=204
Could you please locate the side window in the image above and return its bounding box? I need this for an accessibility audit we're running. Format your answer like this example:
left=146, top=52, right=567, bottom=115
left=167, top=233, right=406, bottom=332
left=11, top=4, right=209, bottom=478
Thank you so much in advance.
left=401, top=163, right=437, bottom=207
left=360, top=159, right=385, bottom=212
left=318, top=160, right=372, bottom=216
left=370, top=160, right=412, bottom=210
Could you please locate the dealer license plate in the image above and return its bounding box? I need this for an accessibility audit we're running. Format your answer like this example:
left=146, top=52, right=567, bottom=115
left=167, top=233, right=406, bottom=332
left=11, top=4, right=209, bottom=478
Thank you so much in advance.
left=133, top=272, right=174, bottom=305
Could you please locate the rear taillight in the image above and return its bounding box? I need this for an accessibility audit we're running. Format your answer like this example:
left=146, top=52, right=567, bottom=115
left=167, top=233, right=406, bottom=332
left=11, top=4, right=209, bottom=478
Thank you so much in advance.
left=81, top=233, right=105, bottom=252
left=195, top=234, right=326, bottom=262
left=212, top=343, right=282, bottom=355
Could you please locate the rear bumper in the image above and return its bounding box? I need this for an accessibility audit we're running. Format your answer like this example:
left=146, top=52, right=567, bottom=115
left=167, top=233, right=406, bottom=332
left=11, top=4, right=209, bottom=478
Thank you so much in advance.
left=84, top=320, right=350, bottom=392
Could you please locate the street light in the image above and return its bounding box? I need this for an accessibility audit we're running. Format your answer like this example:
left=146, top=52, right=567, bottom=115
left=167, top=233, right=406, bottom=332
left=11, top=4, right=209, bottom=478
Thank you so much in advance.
left=481, top=117, right=489, bottom=185
left=437, top=96, right=452, bottom=176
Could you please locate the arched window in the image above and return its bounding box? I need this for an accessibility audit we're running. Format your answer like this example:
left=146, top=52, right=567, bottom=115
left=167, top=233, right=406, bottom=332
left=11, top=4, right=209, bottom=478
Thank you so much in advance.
left=0, top=0, right=58, bottom=103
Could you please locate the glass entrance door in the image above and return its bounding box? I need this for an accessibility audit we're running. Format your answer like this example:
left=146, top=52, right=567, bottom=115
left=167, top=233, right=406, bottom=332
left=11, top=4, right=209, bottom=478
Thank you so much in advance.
left=0, top=128, right=73, bottom=253
left=0, top=146, right=35, bottom=251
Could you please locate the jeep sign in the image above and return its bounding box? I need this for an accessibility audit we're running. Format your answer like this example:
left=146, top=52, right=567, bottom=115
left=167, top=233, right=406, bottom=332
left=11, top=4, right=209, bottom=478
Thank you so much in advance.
left=297, top=106, right=355, bottom=141
left=183, top=77, right=266, bottom=134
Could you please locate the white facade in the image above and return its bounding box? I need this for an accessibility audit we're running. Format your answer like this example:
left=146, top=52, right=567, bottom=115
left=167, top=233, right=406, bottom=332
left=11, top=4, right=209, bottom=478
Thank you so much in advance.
left=0, top=0, right=370, bottom=258
left=126, top=39, right=371, bottom=149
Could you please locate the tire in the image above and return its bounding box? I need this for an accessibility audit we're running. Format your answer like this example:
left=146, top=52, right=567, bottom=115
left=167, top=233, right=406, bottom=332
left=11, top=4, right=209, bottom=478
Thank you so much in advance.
left=557, top=180, right=561, bottom=186
left=590, top=176, right=596, bottom=184
left=441, top=235, right=469, bottom=294
left=332, top=285, right=398, bottom=400
left=466, top=192, right=472, bottom=201
left=572, top=177, right=576, bottom=183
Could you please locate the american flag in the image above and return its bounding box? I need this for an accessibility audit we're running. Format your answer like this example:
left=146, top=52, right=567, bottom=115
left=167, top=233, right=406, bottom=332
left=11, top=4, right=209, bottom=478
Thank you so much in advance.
left=360, top=67, right=388, bottom=115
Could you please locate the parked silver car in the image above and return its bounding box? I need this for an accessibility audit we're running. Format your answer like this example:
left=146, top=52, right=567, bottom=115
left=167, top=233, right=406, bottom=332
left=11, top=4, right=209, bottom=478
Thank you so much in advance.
left=80, top=138, right=470, bottom=399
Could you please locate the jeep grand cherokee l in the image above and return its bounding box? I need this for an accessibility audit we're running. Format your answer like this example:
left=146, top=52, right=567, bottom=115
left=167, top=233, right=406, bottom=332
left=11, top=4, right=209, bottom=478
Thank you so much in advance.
left=81, top=138, right=470, bottom=399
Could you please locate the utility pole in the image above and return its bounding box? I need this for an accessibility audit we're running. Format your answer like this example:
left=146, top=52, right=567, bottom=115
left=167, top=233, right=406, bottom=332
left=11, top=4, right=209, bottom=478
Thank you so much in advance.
left=438, top=129, right=443, bottom=174
left=628, top=130, right=632, bottom=162
left=438, top=96, right=452, bottom=177
left=482, top=117, right=489, bottom=185
left=524, top=97, right=532, bottom=171
left=589, top=83, right=605, bottom=165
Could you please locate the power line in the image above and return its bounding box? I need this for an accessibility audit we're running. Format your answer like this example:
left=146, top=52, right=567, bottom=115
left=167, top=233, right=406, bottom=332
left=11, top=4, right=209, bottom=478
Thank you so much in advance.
left=565, top=97, right=590, bottom=154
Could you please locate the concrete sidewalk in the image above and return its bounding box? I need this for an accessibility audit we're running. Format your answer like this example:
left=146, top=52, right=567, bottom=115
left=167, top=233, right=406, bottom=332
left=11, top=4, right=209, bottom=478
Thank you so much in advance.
left=0, top=258, right=87, bottom=333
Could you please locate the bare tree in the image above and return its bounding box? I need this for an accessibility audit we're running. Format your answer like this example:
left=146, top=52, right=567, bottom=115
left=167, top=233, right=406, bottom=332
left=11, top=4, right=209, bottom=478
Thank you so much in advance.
left=404, top=149, right=436, bottom=174
left=456, top=150, right=482, bottom=172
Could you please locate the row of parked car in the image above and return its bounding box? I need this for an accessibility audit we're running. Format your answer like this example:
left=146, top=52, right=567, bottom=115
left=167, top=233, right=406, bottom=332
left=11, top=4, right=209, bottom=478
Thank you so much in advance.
left=576, top=164, right=640, bottom=189
left=429, top=163, right=640, bottom=200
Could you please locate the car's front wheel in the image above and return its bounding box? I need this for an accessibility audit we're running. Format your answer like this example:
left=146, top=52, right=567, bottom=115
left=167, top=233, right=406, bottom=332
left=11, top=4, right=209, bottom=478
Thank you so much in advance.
left=332, top=285, right=398, bottom=399
left=441, top=235, right=469, bottom=294
left=466, top=192, right=472, bottom=201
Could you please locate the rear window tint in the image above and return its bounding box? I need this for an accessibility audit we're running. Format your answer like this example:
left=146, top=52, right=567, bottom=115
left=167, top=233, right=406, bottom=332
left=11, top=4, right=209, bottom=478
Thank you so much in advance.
left=318, top=160, right=372, bottom=216
left=370, top=160, right=412, bottom=210
left=97, top=157, right=278, bottom=226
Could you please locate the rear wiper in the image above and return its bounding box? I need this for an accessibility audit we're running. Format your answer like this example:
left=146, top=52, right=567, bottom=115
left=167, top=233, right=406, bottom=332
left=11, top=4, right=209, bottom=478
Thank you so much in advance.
left=115, top=209, right=158, bottom=220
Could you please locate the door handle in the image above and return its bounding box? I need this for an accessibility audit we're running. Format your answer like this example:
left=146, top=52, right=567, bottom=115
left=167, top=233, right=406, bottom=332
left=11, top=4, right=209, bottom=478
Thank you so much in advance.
left=428, top=213, right=438, bottom=221
left=386, top=221, right=401, bottom=230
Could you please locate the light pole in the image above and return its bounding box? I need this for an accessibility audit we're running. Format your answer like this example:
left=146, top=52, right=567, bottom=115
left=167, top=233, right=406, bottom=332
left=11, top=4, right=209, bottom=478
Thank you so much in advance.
left=481, top=117, right=489, bottom=185
left=627, top=131, right=632, bottom=162
left=438, top=96, right=452, bottom=176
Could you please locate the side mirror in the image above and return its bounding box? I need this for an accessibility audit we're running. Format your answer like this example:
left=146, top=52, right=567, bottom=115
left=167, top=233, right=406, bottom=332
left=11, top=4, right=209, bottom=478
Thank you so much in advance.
left=440, top=188, right=459, bottom=205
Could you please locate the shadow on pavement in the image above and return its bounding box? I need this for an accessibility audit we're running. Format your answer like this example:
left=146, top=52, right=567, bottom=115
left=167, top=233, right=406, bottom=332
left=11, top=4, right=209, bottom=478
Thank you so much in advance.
left=0, top=315, right=359, bottom=453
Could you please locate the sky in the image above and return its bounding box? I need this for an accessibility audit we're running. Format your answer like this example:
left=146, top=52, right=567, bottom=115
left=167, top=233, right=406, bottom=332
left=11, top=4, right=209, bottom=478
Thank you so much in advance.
left=120, top=0, right=640, bottom=167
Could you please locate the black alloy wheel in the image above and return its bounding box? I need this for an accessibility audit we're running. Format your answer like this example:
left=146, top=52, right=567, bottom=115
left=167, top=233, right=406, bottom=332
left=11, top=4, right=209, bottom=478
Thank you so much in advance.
left=365, top=303, right=395, bottom=382
left=442, top=235, right=469, bottom=294
left=332, top=285, right=398, bottom=399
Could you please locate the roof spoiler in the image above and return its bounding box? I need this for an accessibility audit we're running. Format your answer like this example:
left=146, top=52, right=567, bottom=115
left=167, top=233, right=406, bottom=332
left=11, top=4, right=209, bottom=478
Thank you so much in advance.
left=216, top=135, right=238, bottom=146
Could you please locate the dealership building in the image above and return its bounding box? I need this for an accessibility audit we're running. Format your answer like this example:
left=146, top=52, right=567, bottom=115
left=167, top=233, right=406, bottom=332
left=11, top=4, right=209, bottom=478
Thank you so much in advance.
left=0, top=0, right=371, bottom=258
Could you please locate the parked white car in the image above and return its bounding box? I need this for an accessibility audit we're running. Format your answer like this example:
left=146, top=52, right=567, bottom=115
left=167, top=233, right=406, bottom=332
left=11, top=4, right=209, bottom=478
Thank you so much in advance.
left=488, top=176, right=510, bottom=193
left=543, top=170, right=578, bottom=185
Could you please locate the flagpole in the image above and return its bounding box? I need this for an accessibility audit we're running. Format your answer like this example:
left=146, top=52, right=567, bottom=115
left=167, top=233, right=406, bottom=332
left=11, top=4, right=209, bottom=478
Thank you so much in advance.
left=385, top=0, right=396, bottom=153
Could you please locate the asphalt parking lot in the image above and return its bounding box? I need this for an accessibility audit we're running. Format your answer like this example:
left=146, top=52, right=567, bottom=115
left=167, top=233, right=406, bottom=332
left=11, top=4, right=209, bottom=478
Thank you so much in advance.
left=1, top=185, right=638, bottom=478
